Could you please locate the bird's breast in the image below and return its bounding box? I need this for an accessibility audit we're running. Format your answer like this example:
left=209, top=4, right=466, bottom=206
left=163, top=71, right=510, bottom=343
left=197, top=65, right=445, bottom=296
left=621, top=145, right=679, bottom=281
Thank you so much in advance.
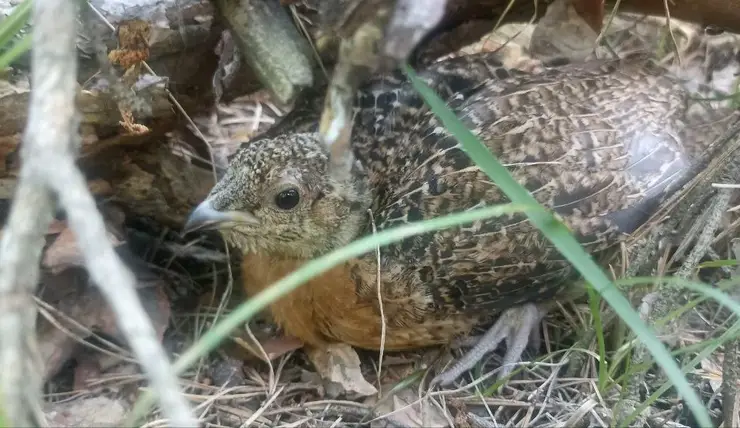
left=240, top=252, right=478, bottom=350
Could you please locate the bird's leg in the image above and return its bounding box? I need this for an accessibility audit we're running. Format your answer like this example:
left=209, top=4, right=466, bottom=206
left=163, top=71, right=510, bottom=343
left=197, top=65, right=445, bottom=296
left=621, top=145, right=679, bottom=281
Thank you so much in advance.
left=449, top=321, right=542, bottom=350
left=431, top=303, right=546, bottom=387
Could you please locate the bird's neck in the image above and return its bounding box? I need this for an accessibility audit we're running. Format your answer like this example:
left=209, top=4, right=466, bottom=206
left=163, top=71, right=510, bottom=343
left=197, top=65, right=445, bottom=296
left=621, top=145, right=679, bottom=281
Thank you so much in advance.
left=318, top=159, right=375, bottom=255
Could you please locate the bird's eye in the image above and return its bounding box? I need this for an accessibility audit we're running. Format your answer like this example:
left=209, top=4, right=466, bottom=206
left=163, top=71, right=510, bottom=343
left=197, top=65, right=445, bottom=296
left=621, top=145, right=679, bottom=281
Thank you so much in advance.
left=274, top=188, right=300, bottom=210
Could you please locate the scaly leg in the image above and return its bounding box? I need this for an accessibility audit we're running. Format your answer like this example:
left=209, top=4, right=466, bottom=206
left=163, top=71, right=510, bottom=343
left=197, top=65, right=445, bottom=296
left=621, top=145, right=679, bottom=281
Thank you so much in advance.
left=431, top=303, right=546, bottom=387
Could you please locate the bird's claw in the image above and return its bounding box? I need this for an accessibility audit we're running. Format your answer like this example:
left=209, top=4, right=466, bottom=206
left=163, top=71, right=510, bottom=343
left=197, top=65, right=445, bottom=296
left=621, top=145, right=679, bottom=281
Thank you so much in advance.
left=430, top=303, right=545, bottom=387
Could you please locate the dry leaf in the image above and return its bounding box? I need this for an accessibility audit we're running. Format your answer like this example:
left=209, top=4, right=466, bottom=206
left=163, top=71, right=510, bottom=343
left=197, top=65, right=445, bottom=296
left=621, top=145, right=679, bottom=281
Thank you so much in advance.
left=529, top=0, right=599, bottom=61
left=694, top=353, right=740, bottom=392
left=366, top=386, right=451, bottom=428
left=38, top=270, right=171, bottom=383
left=306, top=343, right=378, bottom=398
left=234, top=335, right=305, bottom=362
left=45, top=396, right=127, bottom=427
left=456, top=24, right=543, bottom=73
left=697, top=356, right=724, bottom=392
left=43, top=225, right=124, bottom=274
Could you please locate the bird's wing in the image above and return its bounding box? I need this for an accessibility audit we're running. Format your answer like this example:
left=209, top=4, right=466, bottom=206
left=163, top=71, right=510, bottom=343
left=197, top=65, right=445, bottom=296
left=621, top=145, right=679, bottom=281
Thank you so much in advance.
left=353, top=54, right=699, bottom=315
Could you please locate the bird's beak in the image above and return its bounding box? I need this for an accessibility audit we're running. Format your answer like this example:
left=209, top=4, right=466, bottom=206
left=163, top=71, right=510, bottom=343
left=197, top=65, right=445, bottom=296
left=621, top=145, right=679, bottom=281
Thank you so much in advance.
left=183, top=198, right=260, bottom=235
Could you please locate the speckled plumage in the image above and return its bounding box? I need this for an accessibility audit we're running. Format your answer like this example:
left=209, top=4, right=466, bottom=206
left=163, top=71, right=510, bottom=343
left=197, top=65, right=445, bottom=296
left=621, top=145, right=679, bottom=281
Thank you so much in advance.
left=197, top=51, right=734, bottom=380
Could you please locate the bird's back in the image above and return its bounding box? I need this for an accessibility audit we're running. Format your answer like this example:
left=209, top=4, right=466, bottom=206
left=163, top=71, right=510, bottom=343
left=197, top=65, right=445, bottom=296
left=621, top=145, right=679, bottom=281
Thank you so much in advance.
left=346, top=52, right=735, bottom=315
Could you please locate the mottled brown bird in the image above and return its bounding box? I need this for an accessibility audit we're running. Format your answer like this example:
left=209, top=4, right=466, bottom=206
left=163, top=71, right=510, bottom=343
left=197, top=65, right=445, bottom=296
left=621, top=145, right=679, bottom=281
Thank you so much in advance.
left=184, top=51, right=732, bottom=385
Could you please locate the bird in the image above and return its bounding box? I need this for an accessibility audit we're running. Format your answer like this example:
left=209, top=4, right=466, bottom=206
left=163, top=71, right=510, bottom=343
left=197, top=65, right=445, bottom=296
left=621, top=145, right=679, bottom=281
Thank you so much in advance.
left=183, top=50, right=734, bottom=386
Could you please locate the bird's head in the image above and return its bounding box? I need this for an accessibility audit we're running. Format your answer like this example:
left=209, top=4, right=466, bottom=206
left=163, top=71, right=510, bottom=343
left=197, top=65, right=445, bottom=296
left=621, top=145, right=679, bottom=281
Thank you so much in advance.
left=183, top=133, right=372, bottom=259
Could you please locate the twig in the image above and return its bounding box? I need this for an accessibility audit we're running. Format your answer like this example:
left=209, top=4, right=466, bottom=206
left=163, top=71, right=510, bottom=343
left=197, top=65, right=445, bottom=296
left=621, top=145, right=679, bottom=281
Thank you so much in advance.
left=0, top=1, right=197, bottom=426
left=243, top=325, right=276, bottom=395
left=673, top=189, right=732, bottom=279
left=0, top=0, right=73, bottom=424
left=368, top=208, right=387, bottom=394
left=712, top=183, right=740, bottom=189
left=0, top=179, right=52, bottom=426
left=662, top=0, right=683, bottom=66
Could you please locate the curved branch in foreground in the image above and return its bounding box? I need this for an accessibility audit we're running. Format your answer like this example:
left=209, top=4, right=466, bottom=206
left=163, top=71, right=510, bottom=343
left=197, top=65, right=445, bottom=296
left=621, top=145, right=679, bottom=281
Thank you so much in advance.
left=0, top=1, right=197, bottom=426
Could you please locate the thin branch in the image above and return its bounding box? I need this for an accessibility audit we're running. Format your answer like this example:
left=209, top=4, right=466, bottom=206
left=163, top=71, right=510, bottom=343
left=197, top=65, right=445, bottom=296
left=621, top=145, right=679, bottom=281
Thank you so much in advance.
left=368, top=209, right=386, bottom=394
left=0, top=180, right=52, bottom=426
left=0, top=0, right=75, bottom=424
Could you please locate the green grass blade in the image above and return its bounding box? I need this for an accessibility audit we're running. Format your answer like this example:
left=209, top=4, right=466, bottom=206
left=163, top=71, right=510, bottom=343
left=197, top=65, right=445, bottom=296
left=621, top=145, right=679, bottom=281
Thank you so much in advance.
left=0, top=0, right=31, bottom=50
left=402, top=63, right=712, bottom=427
left=0, top=33, right=30, bottom=69
left=126, top=202, right=537, bottom=425
left=697, top=259, right=738, bottom=269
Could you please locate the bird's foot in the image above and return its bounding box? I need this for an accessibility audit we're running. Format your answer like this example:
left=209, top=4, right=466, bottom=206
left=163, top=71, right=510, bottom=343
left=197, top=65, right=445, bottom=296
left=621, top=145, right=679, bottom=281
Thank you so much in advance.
left=431, top=303, right=546, bottom=387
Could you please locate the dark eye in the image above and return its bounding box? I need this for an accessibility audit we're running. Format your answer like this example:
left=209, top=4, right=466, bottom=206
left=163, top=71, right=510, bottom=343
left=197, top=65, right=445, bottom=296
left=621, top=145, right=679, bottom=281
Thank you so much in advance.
left=274, top=188, right=300, bottom=210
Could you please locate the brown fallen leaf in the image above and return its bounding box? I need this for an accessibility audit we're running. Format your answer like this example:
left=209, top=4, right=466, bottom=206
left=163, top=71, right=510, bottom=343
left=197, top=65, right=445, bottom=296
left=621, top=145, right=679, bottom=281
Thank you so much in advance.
left=306, top=343, right=378, bottom=398
left=233, top=335, right=305, bottom=362
left=136, top=281, right=172, bottom=340
left=0, top=134, right=22, bottom=176
left=454, top=24, right=543, bottom=73
left=366, top=386, right=451, bottom=428
left=43, top=223, right=124, bottom=274
left=38, top=267, right=171, bottom=384
left=38, top=279, right=119, bottom=383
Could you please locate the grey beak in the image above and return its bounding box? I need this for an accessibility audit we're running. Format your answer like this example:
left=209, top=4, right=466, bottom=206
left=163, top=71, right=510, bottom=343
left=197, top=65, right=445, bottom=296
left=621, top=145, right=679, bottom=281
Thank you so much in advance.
left=183, top=198, right=260, bottom=235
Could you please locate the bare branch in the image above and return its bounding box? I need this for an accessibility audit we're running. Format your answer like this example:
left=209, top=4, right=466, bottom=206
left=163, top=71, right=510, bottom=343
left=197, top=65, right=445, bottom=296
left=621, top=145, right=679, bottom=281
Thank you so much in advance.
left=0, top=0, right=75, bottom=423
left=0, top=0, right=198, bottom=426
left=0, top=179, right=52, bottom=426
